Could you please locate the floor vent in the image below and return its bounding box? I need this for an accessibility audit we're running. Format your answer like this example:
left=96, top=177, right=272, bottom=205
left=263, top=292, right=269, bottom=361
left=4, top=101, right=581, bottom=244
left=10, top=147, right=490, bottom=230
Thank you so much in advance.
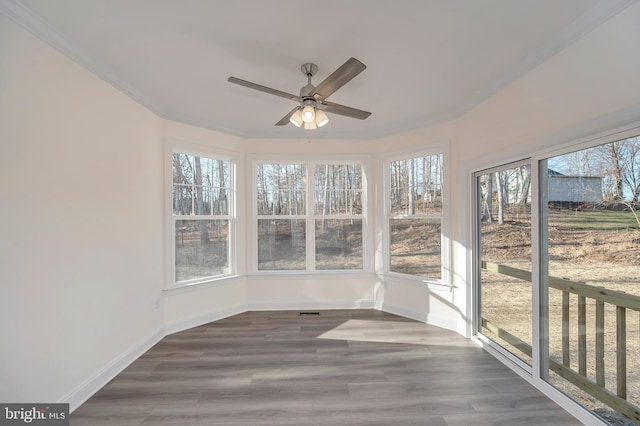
left=298, top=311, right=320, bottom=316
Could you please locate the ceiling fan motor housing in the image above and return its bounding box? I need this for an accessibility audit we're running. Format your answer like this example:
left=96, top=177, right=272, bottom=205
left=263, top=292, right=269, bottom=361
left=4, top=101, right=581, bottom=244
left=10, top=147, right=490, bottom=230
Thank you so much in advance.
left=301, top=63, right=318, bottom=77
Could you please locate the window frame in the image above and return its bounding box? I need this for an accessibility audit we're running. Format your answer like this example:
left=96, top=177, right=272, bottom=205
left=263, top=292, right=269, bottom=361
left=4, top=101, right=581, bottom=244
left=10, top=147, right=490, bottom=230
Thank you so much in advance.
left=249, top=155, right=372, bottom=275
left=164, top=140, right=238, bottom=289
left=382, top=148, right=450, bottom=286
left=472, top=158, right=534, bottom=374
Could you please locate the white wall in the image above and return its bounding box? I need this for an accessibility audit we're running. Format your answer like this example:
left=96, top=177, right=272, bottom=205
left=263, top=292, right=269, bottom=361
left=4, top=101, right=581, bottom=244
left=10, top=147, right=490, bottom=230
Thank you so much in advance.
left=0, top=15, right=164, bottom=408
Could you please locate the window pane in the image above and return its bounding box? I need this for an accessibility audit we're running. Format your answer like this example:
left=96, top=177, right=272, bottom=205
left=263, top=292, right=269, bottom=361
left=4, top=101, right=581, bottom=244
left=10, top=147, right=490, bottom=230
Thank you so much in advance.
left=390, top=218, right=441, bottom=278
left=477, top=165, right=532, bottom=366
left=256, top=164, right=306, bottom=215
left=173, top=184, right=193, bottom=215
left=315, top=219, right=363, bottom=270
left=389, top=154, right=443, bottom=215
left=257, top=219, right=306, bottom=270
left=211, top=159, right=230, bottom=215
left=544, top=138, right=640, bottom=421
left=173, top=153, right=193, bottom=184
left=175, top=219, right=229, bottom=282
left=314, top=164, right=363, bottom=215
left=173, top=154, right=230, bottom=216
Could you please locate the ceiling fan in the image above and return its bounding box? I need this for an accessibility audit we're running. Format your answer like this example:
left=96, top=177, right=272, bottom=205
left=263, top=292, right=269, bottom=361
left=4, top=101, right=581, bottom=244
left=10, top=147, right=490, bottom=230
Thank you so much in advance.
left=228, top=57, right=371, bottom=130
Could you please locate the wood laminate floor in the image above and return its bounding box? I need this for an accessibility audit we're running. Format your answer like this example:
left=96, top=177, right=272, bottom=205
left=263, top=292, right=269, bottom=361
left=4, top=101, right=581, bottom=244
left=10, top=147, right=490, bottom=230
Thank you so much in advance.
left=71, top=310, right=582, bottom=425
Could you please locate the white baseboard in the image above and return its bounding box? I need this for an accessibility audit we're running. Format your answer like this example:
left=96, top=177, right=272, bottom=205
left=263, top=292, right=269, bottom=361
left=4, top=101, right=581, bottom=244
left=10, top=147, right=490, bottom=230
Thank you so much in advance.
left=247, top=299, right=375, bottom=311
left=379, top=302, right=458, bottom=332
left=61, top=327, right=165, bottom=413
left=164, top=304, right=248, bottom=335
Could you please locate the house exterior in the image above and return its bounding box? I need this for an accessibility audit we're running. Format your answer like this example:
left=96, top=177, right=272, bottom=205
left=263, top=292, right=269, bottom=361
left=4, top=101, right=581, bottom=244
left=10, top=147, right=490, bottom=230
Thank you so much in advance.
left=547, top=170, right=603, bottom=203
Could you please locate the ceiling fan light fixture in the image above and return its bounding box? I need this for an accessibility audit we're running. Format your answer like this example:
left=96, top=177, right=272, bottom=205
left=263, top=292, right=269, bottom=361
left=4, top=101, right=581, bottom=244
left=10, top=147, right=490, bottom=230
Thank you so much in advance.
left=302, top=105, right=316, bottom=123
left=315, top=110, right=329, bottom=127
left=289, top=109, right=303, bottom=127
left=228, top=58, right=371, bottom=130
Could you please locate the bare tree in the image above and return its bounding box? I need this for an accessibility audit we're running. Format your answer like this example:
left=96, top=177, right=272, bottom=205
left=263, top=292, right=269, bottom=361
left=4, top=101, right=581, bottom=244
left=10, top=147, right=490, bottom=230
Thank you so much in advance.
left=408, top=157, right=416, bottom=215
left=217, top=159, right=227, bottom=214
left=599, top=142, right=625, bottom=201
left=496, top=171, right=505, bottom=225
left=480, top=173, right=494, bottom=222
left=194, top=156, right=210, bottom=245
left=621, top=137, right=640, bottom=203
left=518, top=166, right=531, bottom=206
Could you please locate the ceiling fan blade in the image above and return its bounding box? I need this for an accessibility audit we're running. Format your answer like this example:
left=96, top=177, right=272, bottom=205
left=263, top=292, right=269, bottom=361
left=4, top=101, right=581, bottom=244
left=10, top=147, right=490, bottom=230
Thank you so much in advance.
left=228, top=77, right=301, bottom=102
left=309, top=57, right=366, bottom=100
left=275, top=107, right=300, bottom=126
left=322, top=101, right=371, bottom=120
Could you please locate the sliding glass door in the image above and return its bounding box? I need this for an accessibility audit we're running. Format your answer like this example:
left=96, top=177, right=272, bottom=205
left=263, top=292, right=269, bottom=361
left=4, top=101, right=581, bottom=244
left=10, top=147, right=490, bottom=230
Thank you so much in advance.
left=475, top=161, right=533, bottom=367
left=474, top=134, right=640, bottom=424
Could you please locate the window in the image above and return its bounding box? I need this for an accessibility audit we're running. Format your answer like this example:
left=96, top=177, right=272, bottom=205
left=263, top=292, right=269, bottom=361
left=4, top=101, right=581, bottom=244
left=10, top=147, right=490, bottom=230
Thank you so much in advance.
left=171, top=151, right=234, bottom=285
left=386, top=153, right=445, bottom=280
left=254, top=160, right=366, bottom=272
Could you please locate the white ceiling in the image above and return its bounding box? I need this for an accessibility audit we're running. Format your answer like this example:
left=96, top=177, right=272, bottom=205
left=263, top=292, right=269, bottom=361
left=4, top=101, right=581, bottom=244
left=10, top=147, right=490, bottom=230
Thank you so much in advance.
left=1, top=0, right=633, bottom=139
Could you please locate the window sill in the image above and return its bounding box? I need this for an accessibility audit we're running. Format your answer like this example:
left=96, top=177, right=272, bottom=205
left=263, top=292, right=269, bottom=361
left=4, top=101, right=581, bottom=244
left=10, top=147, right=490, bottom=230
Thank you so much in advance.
left=165, top=274, right=243, bottom=294
left=378, top=272, right=454, bottom=292
left=247, top=271, right=376, bottom=280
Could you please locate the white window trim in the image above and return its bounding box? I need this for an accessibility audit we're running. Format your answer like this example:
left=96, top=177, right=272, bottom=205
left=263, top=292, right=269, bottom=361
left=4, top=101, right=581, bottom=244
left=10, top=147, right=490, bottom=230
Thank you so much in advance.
left=381, top=147, right=451, bottom=286
left=249, top=155, right=373, bottom=274
left=164, top=139, right=239, bottom=289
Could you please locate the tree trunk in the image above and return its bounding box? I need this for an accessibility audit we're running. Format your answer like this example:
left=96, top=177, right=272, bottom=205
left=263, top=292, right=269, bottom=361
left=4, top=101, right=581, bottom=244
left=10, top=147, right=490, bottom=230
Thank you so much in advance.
left=194, top=156, right=210, bottom=245
left=481, top=174, right=494, bottom=222
left=408, top=158, right=416, bottom=215
left=607, top=142, right=624, bottom=200
left=496, top=171, right=505, bottom=225
left=322, top=164, right=331, bottom=230
left=217, top=159, right=226, bottom=215
left=519, top=166, right=531, bottom=206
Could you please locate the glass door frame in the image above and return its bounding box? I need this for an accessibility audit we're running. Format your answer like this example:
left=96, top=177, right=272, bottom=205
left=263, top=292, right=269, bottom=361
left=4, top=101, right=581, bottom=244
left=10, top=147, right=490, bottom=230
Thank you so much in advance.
left=472, top=158, right=540, bottom=377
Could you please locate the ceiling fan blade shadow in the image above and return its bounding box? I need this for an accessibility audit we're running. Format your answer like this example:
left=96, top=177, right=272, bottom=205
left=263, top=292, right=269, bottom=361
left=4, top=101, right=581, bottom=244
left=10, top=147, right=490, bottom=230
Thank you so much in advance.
left=322, top=101, right=371, bottom=120
left=275, top=107, right=300, bottom=126
left=310, top=57, right=366, bottom=100
left=228, top=77, right=301, bottom=102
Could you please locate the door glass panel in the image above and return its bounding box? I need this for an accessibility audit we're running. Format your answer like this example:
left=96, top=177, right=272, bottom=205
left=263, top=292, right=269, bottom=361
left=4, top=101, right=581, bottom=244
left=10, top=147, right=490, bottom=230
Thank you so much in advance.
left=477, top=164, right=532, bottom=366
left=543, top=138, right=640, bottom=423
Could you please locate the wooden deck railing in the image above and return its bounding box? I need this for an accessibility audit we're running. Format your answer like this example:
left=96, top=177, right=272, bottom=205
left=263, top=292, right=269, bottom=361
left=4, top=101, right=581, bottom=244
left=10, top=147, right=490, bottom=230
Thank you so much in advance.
left=481, top=260, right=640, bottom=424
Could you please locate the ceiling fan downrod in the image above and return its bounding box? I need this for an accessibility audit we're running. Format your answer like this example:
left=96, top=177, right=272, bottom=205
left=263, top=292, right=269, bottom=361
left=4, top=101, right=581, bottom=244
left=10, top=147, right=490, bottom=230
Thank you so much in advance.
left=300, top=63, right=317, bottom=97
